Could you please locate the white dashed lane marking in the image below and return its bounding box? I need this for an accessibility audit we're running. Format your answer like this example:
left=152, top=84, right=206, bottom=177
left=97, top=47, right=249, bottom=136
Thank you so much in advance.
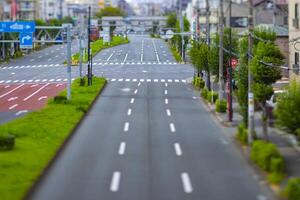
left=110, top=171, right=121, bottom=192
left=181, top=173, right=193, bottom=194
left=123, top=122, right=130, bottom=132
left=174, top=143, right=183, bottom=156
left=169, top=123, right=176, bottom=133
left=118, top=142, right=126, bottom=155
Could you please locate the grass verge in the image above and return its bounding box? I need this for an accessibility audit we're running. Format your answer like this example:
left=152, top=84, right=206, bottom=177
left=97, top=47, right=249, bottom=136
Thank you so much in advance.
left=0, top=77, right=106, bottom=200
left=168, top=44, right=182, bottom=62
left=69, top=36, right=129, bottom=65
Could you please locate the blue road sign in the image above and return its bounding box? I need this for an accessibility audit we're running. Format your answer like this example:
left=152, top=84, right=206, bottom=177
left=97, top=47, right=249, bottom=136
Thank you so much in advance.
left=0, top=21, right=35, bottom=33
left=20, top=32, right=33, bottom=49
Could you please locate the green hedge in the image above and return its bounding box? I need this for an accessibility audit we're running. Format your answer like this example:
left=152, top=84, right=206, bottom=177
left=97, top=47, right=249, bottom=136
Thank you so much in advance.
left=250, top=140, right=284, bottom=173
left=0, top=77, right=106, bottom=200
left=70, top=36, right=129, bottom=64
left=284, top=178, right=300, bottom=200
left=193, top=76, right=205, bottom=89
left=201, top=87, right=209, bottom=100
left=250, top=140, right=285, bottom=184
left=207, top=91, right=218, bottom=103
left=216, top=99, right=227, bottom=113
left=236, top=123, right=248, bottom=145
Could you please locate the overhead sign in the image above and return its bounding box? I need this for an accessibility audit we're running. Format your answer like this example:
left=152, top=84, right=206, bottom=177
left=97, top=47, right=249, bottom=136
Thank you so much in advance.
left=0, top=21, right=35, bottom=33
left=165, top=30, right=174, bottom=39
left=20, top=32, right=33, bottom=49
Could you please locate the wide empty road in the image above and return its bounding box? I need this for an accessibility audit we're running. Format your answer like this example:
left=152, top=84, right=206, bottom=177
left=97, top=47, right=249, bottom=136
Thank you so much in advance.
left=29, top=35, right=273, bottom=200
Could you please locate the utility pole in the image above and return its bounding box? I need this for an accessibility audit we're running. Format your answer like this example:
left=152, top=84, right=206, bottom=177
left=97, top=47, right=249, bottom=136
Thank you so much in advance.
left=87, top=6, right=92, bottom=86
left=248, top=0, right=255, bottom=144
left=205, top=0, right=211, bottom=90
left=219, top=0, right=224, bottom=99
left=179, top=0, right=185, bottom=63
left=66, top=25, right=72, bottom=100
left=228, top=0, right=233, bottom=122
left=196, top=0, right=200, bottom=43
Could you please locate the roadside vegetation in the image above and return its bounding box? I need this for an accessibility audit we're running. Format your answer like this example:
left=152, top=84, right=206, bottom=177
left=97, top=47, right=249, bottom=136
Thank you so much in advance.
left=0, top=77, right=106, bottom=200
left=166, top=13, right=190, bottom=63
left=70, top=36, right=129, bottom=65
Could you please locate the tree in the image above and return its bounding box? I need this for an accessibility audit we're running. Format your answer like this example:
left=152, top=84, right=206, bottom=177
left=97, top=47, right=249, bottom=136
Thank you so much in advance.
left=210, top=28, right=239, bottom=80
left=189, top=42, right=209, bottom=81
left=236, top=27, right=284, bottom=139
left=251, top=39, right=283, bottom=139
left=275, top=79, right=300, bottom=139
left=166, top=13, right=177, bottom=28
left=95, top=7, right=125, bottom=18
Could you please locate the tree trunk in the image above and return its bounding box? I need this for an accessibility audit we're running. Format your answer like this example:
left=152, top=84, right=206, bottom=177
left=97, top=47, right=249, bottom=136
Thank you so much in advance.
left=261, top=102, right=269, bottom=141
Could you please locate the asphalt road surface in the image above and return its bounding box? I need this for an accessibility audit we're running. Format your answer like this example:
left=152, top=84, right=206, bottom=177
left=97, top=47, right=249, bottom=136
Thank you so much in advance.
left=24, top=35, right=275, bottom=200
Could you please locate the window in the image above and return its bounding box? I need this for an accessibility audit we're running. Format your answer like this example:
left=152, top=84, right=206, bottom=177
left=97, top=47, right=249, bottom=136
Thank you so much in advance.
left=295, top=52, right=299, bottom=65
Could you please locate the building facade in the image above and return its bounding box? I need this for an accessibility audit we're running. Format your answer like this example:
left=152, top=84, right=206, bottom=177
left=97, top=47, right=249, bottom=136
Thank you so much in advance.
left=289, top=0, right=300, bottom=78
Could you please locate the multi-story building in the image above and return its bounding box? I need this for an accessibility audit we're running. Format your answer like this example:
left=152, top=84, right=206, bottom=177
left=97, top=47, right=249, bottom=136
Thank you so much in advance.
left=39, top=0, right=67, bottom=20
left=289, top=0, right=300, bottom=78
left=17, top=0, right=39, bottom=20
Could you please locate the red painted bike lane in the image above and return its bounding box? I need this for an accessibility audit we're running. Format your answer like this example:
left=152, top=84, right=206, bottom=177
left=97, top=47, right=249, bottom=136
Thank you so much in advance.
left=0, top=83, right=66, bottom=112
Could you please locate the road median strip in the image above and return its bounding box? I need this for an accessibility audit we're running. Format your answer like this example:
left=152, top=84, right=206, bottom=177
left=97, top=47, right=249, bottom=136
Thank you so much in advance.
left=0, top=76, right=107, bottom=200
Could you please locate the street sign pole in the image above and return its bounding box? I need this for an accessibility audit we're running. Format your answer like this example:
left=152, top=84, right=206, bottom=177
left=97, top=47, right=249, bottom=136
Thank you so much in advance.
left=79, top=35, right=83, bottom=78
left=66, top=25, right=72, bottom=100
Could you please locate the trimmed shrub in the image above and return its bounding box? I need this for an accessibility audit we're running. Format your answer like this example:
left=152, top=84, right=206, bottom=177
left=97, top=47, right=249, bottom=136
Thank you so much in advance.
left=53, top=95, right=68, bottom=104
left=267, top=173, right=284, bottom=184
left=193, top=77, right=205, bottom=89
left=270, top=157, right=285, bottom=174
left=284, top=178, right=300, bottom=200
left=216, top=99, right=227, bottom=113
left=236, top=123, right=248, bottom=145
left=250, top=140, right=283, bottom=172
left=0, top=134, right=15, bottom=150
left=207, top=91, right=218, bottom=103
left=201, top=87, right=209, bottom=100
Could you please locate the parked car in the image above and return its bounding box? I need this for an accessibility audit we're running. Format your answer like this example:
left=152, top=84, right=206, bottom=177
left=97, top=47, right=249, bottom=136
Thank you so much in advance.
left=266, top=90, right=285, bottom=125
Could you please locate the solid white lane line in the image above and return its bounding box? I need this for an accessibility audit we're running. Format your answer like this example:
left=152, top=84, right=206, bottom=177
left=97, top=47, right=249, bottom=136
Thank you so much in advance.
left=110, top=171, right=121, bottom=192
left=165, top=90, right=168, bottom=95
left=107, top=53, right=114, bottom=61
left=9, top=104, right=18, bottom=110
left=170, top=123, right=176, bottom=133
left=130, top=98, right=135, bottom=104
left=127, top=108, right=132, bottom=116
left=124, top=122, right=130, bottom=132
left=181, top=173, right=193, bottom=194
left=174, top=143, right=183, bottom=156
left=166, top=109, right=171, bottom=116
left=0, top=84, right=25, bottom=98
left=165, top=98, right=169, bottom=104
left=23, top=83, right=50, bottom=101
left=118, top=142, right=126, bottom=155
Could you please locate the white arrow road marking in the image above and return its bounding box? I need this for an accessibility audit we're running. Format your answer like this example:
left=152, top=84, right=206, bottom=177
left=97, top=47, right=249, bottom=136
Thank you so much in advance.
left=8, top=97, right=18, bottom=102
left=9, top=104, right=18, bottom=110
left=23, top=83, right=49, bottom=101
left=16, top=110, right=28, bottom=116
left=0, top=84, right=24, bottom=98
left=110, top=171, right=121, bottom=192
left=181, top=173, right=193, bottom=194
left=30, top=84, right=38, bottom=88
left=38, top=96, right=48, bottom=101
left=56, top=84, right=63, bottom=87
left=118, top=142, right=126, bottom=155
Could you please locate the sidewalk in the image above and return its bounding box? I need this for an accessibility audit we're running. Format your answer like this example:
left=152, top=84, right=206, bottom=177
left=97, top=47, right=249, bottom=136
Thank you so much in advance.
left=206, top=96, right=300, bottom=181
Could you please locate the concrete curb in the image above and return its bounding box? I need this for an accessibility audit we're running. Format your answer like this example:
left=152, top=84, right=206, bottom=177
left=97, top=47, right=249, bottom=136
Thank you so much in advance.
left=24, top=79, right=108, bottom=200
